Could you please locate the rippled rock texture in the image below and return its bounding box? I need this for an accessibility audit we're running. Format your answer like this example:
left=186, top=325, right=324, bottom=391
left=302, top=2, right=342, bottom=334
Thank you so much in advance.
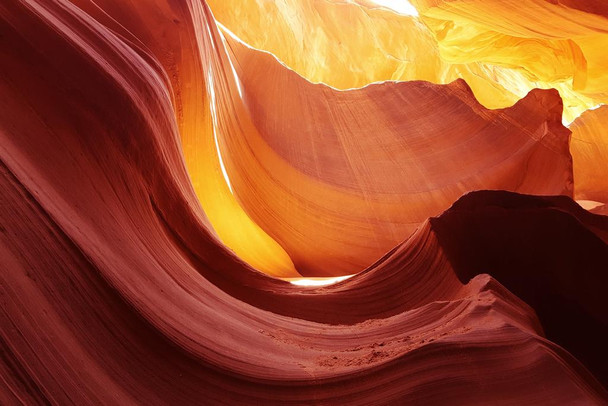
left=1, top=0, right=607, bottom=404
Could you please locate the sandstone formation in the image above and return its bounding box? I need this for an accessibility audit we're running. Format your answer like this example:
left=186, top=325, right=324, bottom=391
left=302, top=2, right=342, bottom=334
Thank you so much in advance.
left=1, top=0, right=607, bottom=404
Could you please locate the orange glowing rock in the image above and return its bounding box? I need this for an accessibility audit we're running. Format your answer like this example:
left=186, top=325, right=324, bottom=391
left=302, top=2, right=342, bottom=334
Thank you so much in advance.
left=73, top=0, right=576, bottom=277
left=208, top=0, right=608, bottom=123
left=571, top=105, right=608, bottom=204
left=218, top=33, right=572, bottom=276
left=0, top=0, right=607, bottom=404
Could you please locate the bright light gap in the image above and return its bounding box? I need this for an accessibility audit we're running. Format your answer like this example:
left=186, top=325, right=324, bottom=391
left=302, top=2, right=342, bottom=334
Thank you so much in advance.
left=368, top=0, right=419, bottom=16
left=287, top=275, right=354, bottom=286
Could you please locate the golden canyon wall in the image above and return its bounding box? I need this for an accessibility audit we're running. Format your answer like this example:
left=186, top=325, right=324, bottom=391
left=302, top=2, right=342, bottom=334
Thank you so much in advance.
left=1, top=0, right=607, bottom=404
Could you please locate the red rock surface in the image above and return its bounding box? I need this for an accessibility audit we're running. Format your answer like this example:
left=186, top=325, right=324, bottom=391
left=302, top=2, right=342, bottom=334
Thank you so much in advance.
left=1, top=0, right=607, bottom=404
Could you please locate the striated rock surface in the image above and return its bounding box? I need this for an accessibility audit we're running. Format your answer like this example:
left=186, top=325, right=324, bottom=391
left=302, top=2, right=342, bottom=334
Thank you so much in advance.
left=208, top=0, right=608, bottom=123
left=570, top=105, right=608, bottom=204
left=61, top=0, right=575, bottom=277
left=1, top=0, right=607, bottom=404
left=431, top=190, right=608, bottom=384
left=222, top=34, right=573, bottom=275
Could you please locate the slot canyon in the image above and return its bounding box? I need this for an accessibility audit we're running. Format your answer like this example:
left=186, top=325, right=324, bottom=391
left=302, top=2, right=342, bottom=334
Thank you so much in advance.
left=1, top=0, right=607, bottom=404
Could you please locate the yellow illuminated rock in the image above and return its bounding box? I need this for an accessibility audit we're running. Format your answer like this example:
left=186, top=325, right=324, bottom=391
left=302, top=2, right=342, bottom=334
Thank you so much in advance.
left=410, top=0, right=608, bottom=121
left=207, top=0, right=608, bottom=123
left=207, top=0, right=443, bottom=88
